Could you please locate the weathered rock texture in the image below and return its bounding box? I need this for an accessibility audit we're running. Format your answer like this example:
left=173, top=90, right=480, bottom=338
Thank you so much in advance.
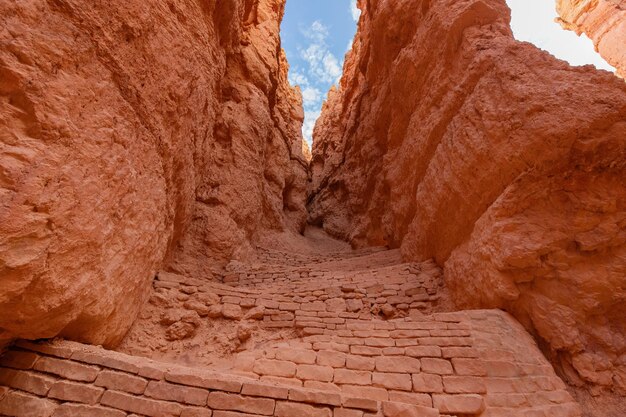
left=0, top=0, right=307, bottom=348
left=556, top=0, right=626, bottom=78
left=309, top=0, right=626, bottom=396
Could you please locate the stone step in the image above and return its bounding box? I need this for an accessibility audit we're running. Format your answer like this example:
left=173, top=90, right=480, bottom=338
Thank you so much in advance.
left=0, top=309, right=581, bottom=416
left=224, top=310, right=582, bottom=417
left=152, top=260, right=444, bottom=331
left=0, top=340, right=443, bottom=417
left=249, top=247, right=397, bottom=270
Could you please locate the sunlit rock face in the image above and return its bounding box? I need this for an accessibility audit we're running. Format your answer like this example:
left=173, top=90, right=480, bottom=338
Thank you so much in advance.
left=309, top=0, right=626, bottom=394
left=556, top=0, right=626, bottom=78
left=0, top=0, right=307, bottom=348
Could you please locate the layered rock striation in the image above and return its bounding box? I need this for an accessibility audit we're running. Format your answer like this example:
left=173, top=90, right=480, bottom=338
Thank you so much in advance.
left=557, top=0, right=626, bottom=78
left=309, top=0, right=626, bottom=395
left=0, top=0, right=307, bottom=348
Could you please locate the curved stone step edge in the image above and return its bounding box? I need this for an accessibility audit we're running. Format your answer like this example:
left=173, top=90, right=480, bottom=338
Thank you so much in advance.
left=4, top=340, right=450, bottom=416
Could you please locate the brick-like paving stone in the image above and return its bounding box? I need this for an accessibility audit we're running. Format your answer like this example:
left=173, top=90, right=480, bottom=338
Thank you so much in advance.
left=0, top=243, right=582, bottom=416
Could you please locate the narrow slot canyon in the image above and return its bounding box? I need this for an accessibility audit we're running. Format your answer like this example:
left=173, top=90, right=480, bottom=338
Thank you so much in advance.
left=0, top=1, right=625, bottom=417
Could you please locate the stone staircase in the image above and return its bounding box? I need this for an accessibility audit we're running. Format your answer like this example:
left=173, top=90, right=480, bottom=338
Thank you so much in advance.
left=0, top=232, right=583, bottom=416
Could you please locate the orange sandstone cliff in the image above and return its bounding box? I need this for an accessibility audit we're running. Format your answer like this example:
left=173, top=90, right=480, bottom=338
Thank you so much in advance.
left=1, top=0, right=626, bottom=412
left=0, top=0, right=307, bottom=347
left=309, top=0, right=626, bottom=396
left=556, top=0, right=626, bottom=78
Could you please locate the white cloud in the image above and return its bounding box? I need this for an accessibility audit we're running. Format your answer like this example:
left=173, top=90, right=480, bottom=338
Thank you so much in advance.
left=288, top=69, right=310, bottom=87
left=303, top=20, right=329, bottom=43
left=287, top=66, right=324, bottom=144
left=299, top=21, right=343, bottom=84
left=302, top=110, right=321, bottom=145
left=347, top=38, right=354, bottom=52
left=301, top=86, right=322, bottom=107
left=323, top=54, right=342, bottom=81
left=506, top=0, right=614, bottom=72
left=350, top=0, right=361, bottom=22
left=288, top=19, right=355, bottom=144
left=291, top=73, right=323, bottom=144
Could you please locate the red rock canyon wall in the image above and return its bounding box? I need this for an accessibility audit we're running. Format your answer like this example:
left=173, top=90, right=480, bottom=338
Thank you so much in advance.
left=556, top=0, right=626, bottom=78
left=0, top=0, right=307, bottom=348
left=309, top=0, right=626, bottom=395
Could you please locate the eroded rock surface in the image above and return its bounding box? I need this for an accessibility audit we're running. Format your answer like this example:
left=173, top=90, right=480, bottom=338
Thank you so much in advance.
left=0, top=0, right=307, bottom=347
left=556, top=0, right=626, bottom=78
left=309, top=0, right=626, bottom=399
left=1, top=0, right=625, bottom=414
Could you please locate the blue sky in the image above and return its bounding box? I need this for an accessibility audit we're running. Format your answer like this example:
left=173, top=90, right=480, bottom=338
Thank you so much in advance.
left=281, top=0, right=614, bottom=145
left=281, top=0, right=359, bottom=145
